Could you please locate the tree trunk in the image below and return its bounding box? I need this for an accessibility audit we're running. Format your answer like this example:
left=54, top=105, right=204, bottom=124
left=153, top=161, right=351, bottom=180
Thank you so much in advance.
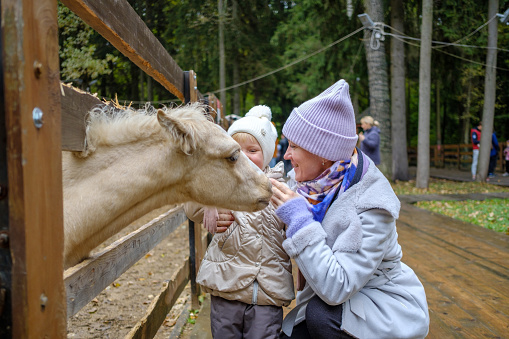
left=436, top=79, right=441, bottom=146
left=218, top=0, right=226, bottom=111
left=462, top=77, right=472, bottom=144
left=347, top=0, right=354, bottom=18
left=232, top=0, right=240, bottom=115
left=436, top=79, right=442, bottom=167
left=416, top=0, right=433, bottom=188
left=477, top=0, right=499, bottom=181
left=139, top=68, right=144, bottom=102
left=390, top=0, right=409, bottom=181
left=363, top=0, right=391, bottom=177
left=147, top=76, right=153, bottom=103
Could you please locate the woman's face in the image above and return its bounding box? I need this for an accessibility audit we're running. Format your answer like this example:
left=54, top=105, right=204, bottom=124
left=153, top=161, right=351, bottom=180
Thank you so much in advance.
left=284, top=140, right=331, bottom=182
left=361, top=121, right=371, bottom=131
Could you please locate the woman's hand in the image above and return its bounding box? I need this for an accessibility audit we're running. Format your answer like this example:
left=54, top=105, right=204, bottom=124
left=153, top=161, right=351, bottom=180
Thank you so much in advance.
left=216, top=209, right=234, bottom=233
left=358, top=132, right=365, bottom=142
left=202, top=208, right=234, bottom=234
left=270, top=178, right=300, bottom=208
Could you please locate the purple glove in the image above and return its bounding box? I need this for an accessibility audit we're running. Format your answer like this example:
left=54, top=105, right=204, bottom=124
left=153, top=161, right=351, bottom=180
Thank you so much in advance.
left=276, top=197, right=315, bottom=238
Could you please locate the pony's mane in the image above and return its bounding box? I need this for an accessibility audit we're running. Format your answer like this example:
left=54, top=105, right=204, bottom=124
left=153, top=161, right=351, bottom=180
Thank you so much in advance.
left=81, top=102, right=209, bottom=156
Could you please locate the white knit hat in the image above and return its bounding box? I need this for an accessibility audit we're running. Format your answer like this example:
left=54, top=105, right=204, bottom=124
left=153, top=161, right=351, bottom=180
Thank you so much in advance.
left=228, top=105, right=278, bottom=168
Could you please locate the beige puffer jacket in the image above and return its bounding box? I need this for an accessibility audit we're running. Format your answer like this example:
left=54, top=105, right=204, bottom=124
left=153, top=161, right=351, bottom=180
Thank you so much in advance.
left=184, top=163, right=295, bottom=307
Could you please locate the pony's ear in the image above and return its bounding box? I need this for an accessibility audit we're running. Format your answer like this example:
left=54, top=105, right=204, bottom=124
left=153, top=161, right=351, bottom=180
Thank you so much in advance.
left=157, top=109, right=196, bottom=155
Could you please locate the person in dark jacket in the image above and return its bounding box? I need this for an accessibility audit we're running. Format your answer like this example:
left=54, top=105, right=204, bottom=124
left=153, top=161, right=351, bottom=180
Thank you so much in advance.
left=358, top=116, right=380, bottom=165
left=278, top=135, right=293, bottom=175
left=488, top=131, right=500, bottom=178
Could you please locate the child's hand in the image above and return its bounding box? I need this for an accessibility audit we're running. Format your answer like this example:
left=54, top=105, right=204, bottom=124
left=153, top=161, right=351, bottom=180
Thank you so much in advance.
left=270, top=178, right=300, bottom=208
left=216, top=209, right=234, bottom=233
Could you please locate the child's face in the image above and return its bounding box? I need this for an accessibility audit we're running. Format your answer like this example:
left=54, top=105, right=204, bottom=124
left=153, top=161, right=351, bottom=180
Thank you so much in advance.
left=238, top=138, right=264, bottom=170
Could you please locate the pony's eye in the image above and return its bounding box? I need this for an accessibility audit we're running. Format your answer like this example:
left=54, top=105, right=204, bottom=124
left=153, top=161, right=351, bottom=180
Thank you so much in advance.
left=228, top=151, right=239, bottom=163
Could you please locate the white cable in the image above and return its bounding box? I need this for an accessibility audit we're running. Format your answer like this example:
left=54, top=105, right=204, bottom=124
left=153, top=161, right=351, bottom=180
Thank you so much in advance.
left=384, top=31, right=509, bottom=52
left=381, top=18, right=509, bottom=52
left=390, top=33, right=509, bottom=71
left=210, top=27, right=365, bottom=94
left=433, top=14, right=499, bottom=49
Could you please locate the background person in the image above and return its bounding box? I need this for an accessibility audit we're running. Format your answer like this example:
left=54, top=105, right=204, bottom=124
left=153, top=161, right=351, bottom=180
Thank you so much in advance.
left=269, top=79, right=429, bottom=339
left=277, top=134, right=293, bottom=175
left=358, top=116, right=380, bottom=165
left=503, top=140, right=509, bottom=176
left=471, top=121, right=482, bottom=180
left=185, top=105, right=294, bottom=339
left=488, top=131, right=500, bottom=178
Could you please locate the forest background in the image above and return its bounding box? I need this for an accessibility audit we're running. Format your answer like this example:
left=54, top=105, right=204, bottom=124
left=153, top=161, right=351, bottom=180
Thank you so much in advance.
left=58, top=0, right=509, bottom=178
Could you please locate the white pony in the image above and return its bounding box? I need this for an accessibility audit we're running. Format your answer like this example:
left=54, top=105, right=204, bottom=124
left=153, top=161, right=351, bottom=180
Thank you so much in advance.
left=62, top=103, right=272, bottom=268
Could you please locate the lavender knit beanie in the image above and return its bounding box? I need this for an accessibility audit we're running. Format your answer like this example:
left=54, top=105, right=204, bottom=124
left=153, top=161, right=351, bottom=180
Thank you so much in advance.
left=282, top=79, right=358, bottom=161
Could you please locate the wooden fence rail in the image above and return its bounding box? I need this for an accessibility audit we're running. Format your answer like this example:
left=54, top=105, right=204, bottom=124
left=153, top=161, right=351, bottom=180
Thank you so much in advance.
left=408, top=144, right=506, bottom=172
left=64, top=207, right=187, bottom=317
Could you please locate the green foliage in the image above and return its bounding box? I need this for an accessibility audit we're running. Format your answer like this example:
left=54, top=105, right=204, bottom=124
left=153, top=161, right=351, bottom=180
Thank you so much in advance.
left=57, top=0, right=509, bottom=141
left=58, top=3, right=118, bottom=86
left=416, top=199, right=509, bottom=233
left=187, top=309, right=200, bottom=324
left=392, top=179, right=509, bottom=233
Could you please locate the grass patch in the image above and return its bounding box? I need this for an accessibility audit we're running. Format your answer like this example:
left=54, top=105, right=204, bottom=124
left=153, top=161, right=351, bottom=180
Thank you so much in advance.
left=415, top=199, right=509, bottom=233
left=390, top=179, right=509, bottom=233
left=391, top=178, right=509, bottom=195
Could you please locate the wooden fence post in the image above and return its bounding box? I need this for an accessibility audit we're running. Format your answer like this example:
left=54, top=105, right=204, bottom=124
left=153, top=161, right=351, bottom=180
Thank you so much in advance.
left=2, top=0, right=66, bottom=337
left=0, top=6, right=11, bottom=336
left=184, top=70, right=202, bottom=309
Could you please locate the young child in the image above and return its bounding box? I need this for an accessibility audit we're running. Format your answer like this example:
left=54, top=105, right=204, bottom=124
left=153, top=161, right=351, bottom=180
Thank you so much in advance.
left=184, top=105, right=294, bottom=339
left=503, top=140, right=509, bottom=176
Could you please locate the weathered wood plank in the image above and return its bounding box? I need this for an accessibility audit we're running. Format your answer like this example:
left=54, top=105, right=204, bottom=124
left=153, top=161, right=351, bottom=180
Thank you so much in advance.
left=399, top=208, right=509, bottom=301
left=399, top=224, right=509, bottom=336
left=60, top=0, right=185, bottom=101
left=60, top=84, right=103, bottom=151
left=0, top=10, right=10, bottom=339
left=126, top=258, right=190, bottom=339
left=398, top=203, right=509, bottom=338
left=421, top=277, right=483, bottom=339
left=2, top=0, right=66, bottom=337
left=399, top=203, right=509, bottom=267
left=64, top=207, right=187, bottom=317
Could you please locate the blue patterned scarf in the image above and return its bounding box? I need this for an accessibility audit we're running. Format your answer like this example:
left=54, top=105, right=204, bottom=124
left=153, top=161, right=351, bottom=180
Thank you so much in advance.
left=296, top=149, right=359, bottom=222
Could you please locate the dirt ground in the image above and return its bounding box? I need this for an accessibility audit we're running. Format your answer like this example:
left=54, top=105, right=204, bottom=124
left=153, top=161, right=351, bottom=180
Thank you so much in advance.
left=67, top=205, right=194, bottom=339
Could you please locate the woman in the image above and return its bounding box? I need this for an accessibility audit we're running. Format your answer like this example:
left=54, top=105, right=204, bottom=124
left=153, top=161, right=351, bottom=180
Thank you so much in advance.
left=270, top=80, right=429, bottom=338
left=358, top=115, right=380, bottom=165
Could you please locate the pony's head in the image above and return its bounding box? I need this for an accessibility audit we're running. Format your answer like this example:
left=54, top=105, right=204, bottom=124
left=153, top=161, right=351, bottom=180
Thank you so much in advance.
left=156, top=104, right=272, bottom=212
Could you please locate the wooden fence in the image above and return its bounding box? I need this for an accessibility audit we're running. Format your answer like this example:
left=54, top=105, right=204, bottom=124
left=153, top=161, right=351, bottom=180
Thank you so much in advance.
left=1, top=0, right=222, bottom=337
left=408, top=144, right=506, bottom=172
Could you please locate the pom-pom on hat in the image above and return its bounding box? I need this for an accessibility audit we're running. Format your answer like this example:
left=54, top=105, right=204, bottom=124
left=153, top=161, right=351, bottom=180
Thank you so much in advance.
left=282, top=79, right=358, bottom=161
left=228, top=105, right=278, bottom=168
